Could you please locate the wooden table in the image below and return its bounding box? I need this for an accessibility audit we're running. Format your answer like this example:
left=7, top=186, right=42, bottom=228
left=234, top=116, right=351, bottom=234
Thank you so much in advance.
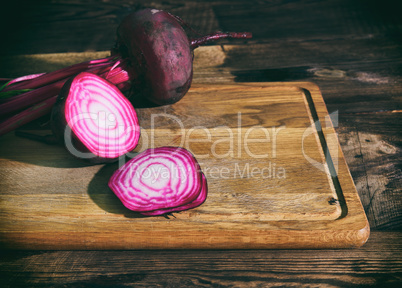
left=0, top=0, right=401, bottom=286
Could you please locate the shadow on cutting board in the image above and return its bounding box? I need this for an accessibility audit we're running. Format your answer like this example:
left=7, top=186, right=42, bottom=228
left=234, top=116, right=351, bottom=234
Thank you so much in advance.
left=87, top=162, right=146, bottom=219
left=0, top=130, right=94, bottom=168
left=0, top=129, right=146, bottom=218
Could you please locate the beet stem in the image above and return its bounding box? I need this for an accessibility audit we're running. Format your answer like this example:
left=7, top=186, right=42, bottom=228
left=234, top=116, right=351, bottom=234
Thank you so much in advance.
left=190, top=32, right=252, bottom=49
left=0, top=96, right=57, bottom=136
left=3, top=55, right=118, bottom=92
left=0, top=81, right=64, bottom=117
left=0, top=61, right=132, bottom=117
left=0, top=61, right=134, bottom=136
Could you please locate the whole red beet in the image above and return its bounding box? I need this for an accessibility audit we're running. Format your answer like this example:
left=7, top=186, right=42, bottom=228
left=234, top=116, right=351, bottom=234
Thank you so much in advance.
left=115, top=8, right=252, bottom=105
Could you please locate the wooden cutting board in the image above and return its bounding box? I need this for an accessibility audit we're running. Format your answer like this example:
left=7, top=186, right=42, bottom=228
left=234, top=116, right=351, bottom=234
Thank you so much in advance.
left=0, top=82, right=369, bottom=249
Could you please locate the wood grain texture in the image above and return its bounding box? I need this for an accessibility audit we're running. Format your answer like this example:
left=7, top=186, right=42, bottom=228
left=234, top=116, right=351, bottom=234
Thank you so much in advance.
left=0, top=0, right=221, bottom=56
left=0, top=231, right=400, bottom=288
left=223, top=42, right=402, bottom=113
left=0, top=82, right=369, bottom=249
left=338, top=112, right=402, bottom=230
left=0, top=0, right=400, bottom=285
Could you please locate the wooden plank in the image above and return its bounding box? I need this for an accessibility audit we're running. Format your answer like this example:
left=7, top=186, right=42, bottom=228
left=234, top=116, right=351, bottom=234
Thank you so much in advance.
left=0, top=0, right=221, bottom=56
left=0, top=231, right=400, bottom=288
left=3, top=0, right=400, bottom=55
left=222, top=42, right=402, bottom=113
left=337, top=112, right=402, bottom=230
left=0, top=82, right=369, bottom=249
left=213, top=0, right=401, bottom=42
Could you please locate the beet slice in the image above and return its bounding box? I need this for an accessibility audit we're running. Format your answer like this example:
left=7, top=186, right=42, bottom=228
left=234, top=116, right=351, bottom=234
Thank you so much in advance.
left=141, top=173, right=207, bottom=216
left=109, top=147, right=207, bottom=215
left=51, top=72, right=140, bottom=163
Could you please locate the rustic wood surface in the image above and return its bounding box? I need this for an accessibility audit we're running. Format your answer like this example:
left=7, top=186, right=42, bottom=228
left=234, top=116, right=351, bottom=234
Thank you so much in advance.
left=0, top=231, right=400, bottom=288
left=0, top=0, right=401, bottom=286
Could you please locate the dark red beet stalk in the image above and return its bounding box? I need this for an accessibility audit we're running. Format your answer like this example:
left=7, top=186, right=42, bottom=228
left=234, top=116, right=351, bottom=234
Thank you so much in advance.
left=0, top=80, right=65, bottom=117
left=0, top=64, right=131, bottom=136
left=0, top=96, right=57, bottom=136
left=0, top=59, right=129, bottom=117
left=2, top=55, right=117, bottom=92
left=190, top=32, right=252, bottom=49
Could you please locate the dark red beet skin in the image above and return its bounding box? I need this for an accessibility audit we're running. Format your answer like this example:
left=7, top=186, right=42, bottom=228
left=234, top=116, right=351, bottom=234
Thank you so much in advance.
left=115, top=9, right=252, bottom=106
left=116, top=9, right=193, bottom=105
